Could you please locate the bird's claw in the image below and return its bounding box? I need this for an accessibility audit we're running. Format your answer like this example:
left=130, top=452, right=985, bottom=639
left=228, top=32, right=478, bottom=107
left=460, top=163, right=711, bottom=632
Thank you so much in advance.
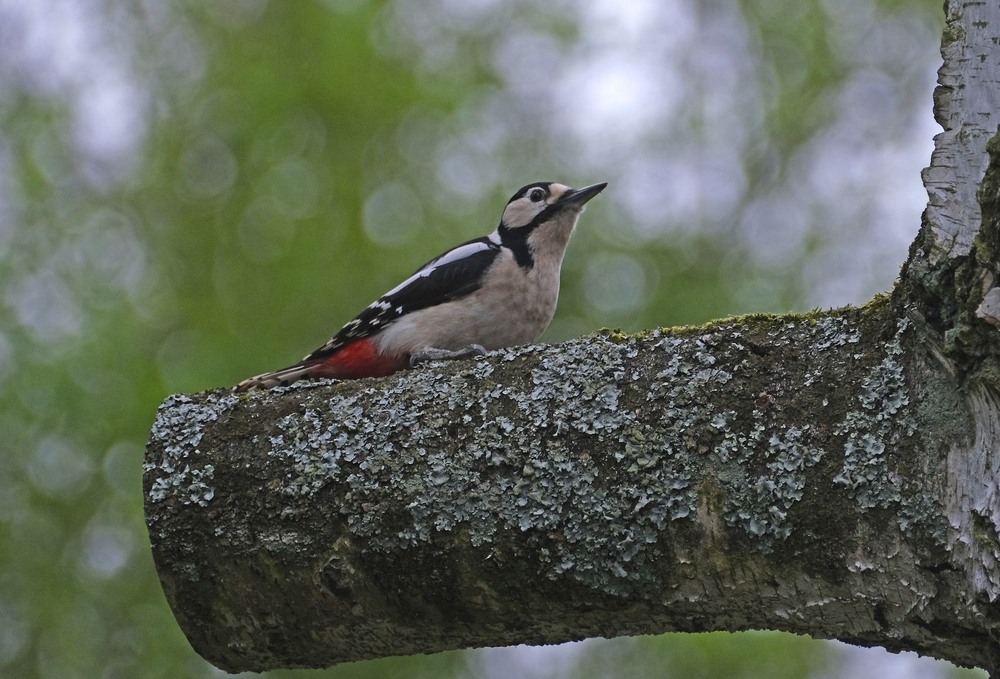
left=410, top=344, right=487, bottom=367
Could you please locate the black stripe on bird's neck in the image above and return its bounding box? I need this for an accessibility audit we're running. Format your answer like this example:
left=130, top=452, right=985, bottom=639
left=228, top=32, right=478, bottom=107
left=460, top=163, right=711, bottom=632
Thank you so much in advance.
left=497, top=223, right=534, bottom=269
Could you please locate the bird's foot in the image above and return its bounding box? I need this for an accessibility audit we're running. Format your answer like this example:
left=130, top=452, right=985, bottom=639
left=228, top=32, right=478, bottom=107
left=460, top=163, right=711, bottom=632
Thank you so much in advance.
left=410, top=344, right=487, bottom=367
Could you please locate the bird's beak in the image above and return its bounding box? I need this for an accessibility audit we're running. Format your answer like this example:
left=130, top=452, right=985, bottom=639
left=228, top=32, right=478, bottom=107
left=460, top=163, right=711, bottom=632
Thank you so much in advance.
left=557, top=182, right=608, bottom=208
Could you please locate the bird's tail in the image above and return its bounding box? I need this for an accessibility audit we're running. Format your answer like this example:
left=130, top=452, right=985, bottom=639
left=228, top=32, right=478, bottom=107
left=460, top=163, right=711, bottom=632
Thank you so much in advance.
left=234, top=338, right=409, bottom=391
left=233, top=363, right=315, bottom=392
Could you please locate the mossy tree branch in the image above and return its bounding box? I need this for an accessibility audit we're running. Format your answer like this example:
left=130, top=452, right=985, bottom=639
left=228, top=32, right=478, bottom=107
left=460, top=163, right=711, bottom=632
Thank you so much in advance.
left=145, top=0, right=1000, bottom=674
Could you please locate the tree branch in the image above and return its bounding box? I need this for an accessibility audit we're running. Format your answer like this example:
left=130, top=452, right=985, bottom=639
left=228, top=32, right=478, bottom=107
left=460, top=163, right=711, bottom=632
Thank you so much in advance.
left=144, top=0, right=1000, bottom=674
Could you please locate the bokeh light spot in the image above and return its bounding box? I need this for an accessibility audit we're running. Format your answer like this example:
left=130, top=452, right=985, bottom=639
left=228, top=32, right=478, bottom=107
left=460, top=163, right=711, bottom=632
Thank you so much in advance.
left=27, top=435, right=94, bottom=500
left=363, top=182, right=424, bottom=246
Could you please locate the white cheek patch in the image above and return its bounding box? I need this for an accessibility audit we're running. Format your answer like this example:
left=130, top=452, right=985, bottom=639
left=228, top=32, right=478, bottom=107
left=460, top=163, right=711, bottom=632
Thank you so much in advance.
left=503, top=199, right=542, bottom=229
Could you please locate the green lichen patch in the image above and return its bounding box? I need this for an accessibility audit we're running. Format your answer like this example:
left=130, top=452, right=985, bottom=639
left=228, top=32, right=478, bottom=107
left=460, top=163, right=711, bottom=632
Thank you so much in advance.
left=146, top=392, right=239, bottom=507
left=724, top=425, right=824, bottom=541
left=675, top=313, right=859, bottom=551
left=832, top=317, right=916, bottom=514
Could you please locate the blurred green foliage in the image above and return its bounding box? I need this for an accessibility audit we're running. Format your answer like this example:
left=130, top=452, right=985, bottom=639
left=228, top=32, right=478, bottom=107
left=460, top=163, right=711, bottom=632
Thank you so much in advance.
left=0, top=0, right=988, bottom=678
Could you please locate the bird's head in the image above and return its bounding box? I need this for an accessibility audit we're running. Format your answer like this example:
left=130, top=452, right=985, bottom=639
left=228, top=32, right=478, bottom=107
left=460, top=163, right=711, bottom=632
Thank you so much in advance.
left=499, top=181, right=607, bottom=233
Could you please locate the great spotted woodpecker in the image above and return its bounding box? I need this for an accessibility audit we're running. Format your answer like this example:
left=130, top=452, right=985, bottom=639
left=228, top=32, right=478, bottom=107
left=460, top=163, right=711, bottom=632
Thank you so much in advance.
left=235, top=181, right=607, bottom=390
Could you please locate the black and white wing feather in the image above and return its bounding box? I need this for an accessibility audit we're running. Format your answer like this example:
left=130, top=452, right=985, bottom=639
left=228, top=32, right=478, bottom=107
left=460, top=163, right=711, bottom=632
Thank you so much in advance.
left=301, top=236, right=502, bottom=362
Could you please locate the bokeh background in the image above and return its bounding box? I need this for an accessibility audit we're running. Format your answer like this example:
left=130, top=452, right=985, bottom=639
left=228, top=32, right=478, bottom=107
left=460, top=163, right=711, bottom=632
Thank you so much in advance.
left=0, top=0, right=988, bottom=677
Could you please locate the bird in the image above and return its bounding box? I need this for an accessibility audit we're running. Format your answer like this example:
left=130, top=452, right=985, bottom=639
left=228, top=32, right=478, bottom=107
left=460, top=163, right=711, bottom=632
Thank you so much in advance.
left=234, top=180, right=607, bottom=391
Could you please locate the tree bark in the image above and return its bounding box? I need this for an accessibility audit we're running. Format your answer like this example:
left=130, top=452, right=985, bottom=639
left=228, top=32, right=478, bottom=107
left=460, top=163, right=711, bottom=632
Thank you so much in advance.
left=144, top=1, right=1000, bottom=674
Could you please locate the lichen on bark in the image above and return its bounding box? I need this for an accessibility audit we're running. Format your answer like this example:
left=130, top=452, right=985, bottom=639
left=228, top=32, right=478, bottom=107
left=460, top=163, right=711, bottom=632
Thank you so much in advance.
left=144, top=292, right=996, bottom=673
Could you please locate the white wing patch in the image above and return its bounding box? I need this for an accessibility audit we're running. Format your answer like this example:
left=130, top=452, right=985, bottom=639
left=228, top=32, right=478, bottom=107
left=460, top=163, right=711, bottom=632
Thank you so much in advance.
left=383, top=240, right=497, bottom=298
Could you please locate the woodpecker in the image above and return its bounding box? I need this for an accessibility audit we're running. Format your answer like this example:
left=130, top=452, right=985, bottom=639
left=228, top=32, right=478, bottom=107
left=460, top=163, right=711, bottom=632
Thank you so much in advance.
left=234, top=180, right=607, bottom=391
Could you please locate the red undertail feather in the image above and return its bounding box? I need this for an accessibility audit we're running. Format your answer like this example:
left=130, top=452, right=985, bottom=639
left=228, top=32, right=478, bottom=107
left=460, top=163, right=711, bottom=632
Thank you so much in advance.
left=234, top=338, right=408, bottom=391
left=308, top=338, right=408, bottom=380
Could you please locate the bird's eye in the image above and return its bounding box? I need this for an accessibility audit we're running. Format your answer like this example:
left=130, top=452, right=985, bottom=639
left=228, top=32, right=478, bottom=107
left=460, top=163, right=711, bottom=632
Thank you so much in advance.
left=528, top=188, right=546, bottom=203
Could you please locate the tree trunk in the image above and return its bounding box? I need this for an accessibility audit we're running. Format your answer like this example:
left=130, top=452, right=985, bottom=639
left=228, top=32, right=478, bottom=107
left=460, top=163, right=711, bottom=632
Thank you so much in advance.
left=144, top=1, right=1000, bottom=674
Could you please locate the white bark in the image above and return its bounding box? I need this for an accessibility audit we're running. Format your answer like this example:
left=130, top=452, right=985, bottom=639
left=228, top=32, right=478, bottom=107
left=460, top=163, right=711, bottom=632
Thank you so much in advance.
left=923, top=0, right=1000, bottom=261
left=921, top=0, right=1000, bottom=614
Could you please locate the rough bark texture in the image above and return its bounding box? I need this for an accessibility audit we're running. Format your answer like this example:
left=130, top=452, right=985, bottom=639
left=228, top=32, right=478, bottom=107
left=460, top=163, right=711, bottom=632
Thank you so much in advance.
left=144, top=0, right=1000, bottom=675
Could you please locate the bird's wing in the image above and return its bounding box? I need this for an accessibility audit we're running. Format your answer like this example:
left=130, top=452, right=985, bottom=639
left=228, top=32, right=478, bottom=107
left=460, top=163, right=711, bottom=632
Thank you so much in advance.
left=301, top=236, right=502, bottom=362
